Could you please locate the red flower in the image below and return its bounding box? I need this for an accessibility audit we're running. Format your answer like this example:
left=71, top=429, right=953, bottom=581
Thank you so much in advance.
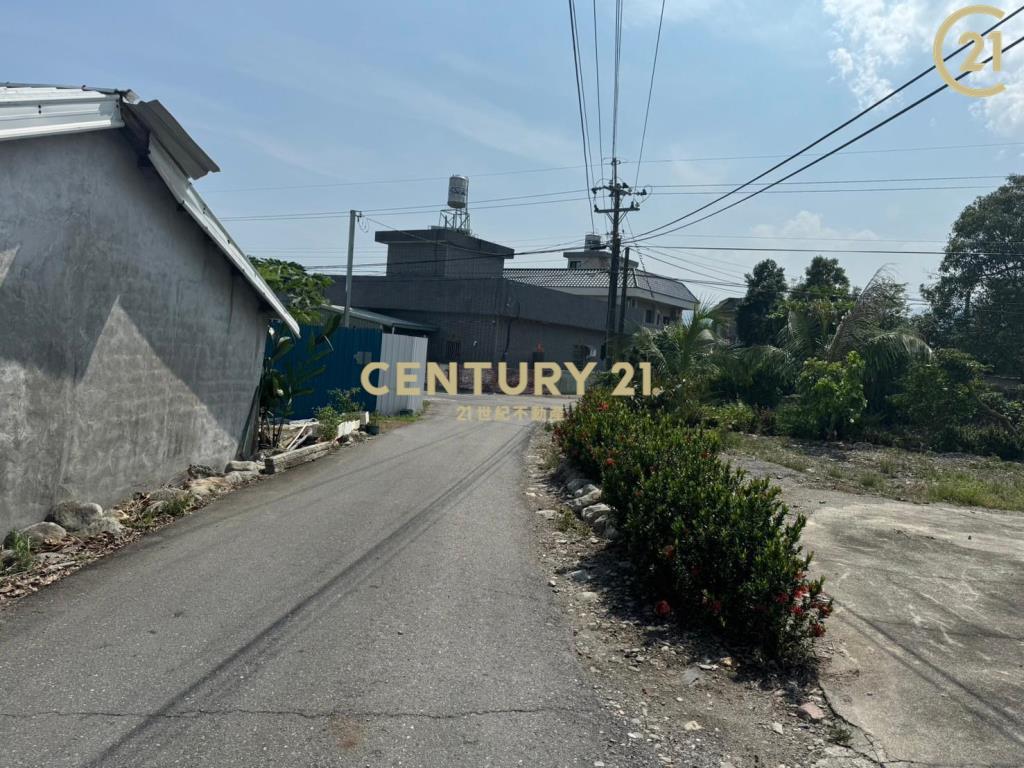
left=605, top=457, right=616, bottom=467
left=597, top=402, right=610, bottom=411
left=655, top=600, right=672, bottom=617
left=809, top=622, right=826, bottom=637
left=790, top=605, right=805, bottom=616
left=662, top=544, right=675, bottom=559
left=792, top=585, right=809, bottom=600
left=709, top=599, right=722, bottom=616
left=774, top=592, right=790, bottom=604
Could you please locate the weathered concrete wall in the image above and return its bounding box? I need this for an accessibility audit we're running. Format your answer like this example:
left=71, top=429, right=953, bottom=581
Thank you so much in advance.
left=0, top=130, right=270, bottom=530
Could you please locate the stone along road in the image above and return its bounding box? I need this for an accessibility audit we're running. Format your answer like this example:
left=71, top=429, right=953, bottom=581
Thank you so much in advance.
left=0, top=396, right=655, bottom=767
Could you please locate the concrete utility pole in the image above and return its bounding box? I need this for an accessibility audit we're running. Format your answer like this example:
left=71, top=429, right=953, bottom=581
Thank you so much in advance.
left=344, top=210, right=361, bottom=327
left=594, top=159, right=643, bottom=365
left=617, top=245, right=630, bottom=335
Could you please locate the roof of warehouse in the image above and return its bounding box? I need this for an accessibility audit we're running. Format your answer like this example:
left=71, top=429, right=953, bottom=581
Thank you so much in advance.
left=324, top=305, right=437, bottom=333
left=0, top=83, right=298, bottom=336
left=504, top=267, right=697, bottom=305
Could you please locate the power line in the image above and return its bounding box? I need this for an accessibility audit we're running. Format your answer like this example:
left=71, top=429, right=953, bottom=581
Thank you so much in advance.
left=568, top=0, right=598, bottom=231
left=630, top=31, right=1024, bottom=243
left=592, top=0, right=604, bottom=164
left=200, top=141, right=1024, bottom=194
left=634, top=0, right=666, bottom=188
left=629, top=8, right=1024, bottom=242
left=611, top=0, right=623, bottom=162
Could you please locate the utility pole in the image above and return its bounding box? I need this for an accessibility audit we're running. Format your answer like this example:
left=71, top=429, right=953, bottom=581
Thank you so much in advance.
left=344, top=210, right=360, bottom=327
left=594, top=159, right=644, bottom=365
left=617, top=245, right=630, bottom=335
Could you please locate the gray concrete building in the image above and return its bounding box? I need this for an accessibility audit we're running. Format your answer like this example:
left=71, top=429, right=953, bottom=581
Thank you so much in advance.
left=327, top=227, right=695, bottom=366
left=0, top=85, right=298, bottom=530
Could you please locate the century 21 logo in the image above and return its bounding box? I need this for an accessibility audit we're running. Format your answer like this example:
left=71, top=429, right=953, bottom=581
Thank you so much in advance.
left=934, top=5, right=1006, bottom=97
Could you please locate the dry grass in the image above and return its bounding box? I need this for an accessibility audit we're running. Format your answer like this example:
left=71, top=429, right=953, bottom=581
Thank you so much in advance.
left=724, top=432, right=1024, bottom=512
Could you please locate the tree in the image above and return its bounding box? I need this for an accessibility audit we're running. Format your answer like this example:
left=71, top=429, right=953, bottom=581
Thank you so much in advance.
left=250, top=257, right=332, bottom=325
left=920, top=175, right=1024, bottom=377
left=795, top=255, right=850, bottom=300
left=736, top=259, right=787, bottom=346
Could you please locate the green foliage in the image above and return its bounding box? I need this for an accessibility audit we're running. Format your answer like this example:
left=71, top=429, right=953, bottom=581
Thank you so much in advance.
left=250, top=257, right=332, bottom=325
left=558, top=396, right=831, bottom=662
left=329, top=388, right=363, bottom=415
left=891, top=349, right=1023, bottom=459
left=314, top=405, right=343, bottom=441
left=891, top=349, right=987, bottom=433
left=701, top=401, right=758, bottom=433
left=2, top=529, right=34, bottom=573
left=736, top=259, right=788, bottom=346
left=920, top=175, right=1024, bottom=377
left=795, top=255, right=851, bottom=300
left=162, top=494, right=193, bottom=518
left=259, top=313, right=342, bottom=448
left=552, top=388, right=636, bottom=479
left=791, top=352, right=867, bottom=440
left=710, top=345, right=794, bottom=408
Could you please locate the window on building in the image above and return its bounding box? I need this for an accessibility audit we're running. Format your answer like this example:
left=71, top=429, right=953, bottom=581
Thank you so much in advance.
left=568, top=260, right=581, bottom=269
left=445, top=339, right=461, bottom=361
left=645, top=309, right=653, bottom=324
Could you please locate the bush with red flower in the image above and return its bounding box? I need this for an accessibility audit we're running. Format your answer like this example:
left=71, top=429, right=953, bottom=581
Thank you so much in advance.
left=558, top=396, right=831, bottom=663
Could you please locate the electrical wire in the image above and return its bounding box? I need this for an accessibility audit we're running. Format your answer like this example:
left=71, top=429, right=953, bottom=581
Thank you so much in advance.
left=592, top=0, right=604, bottom=164
left=634, top=0, right=666, bottom=188
left=628, top=8, right=1024, bottom=242
left=568, top=0, right=597, bottom=230
left=611, top=0, right=623, bottom=162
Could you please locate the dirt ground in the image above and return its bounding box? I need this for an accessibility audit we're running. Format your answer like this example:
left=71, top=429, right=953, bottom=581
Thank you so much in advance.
left=524, top=430, right=874, bottom=768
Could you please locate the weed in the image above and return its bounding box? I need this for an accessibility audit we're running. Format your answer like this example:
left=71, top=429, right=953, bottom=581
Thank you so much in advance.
left=2, top=529, right=34, bottom=573
left=858, top=471, right=884, bottom=490
left=826, top=722, right=852, bottom=746
left=555, top=509, right=589, bottom=536
left=162, top=493, right=193, bottom=518
left=877, top=457, right=901, bottom=476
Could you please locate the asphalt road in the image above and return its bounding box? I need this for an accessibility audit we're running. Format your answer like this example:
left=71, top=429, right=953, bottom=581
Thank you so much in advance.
left=0, top=395, right=652, bottom=767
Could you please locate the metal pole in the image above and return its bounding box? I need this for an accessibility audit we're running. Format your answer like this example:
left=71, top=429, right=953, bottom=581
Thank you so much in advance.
left=617, top=245, right=630, bottom=335
left=344, top=210, right=357, bottom=327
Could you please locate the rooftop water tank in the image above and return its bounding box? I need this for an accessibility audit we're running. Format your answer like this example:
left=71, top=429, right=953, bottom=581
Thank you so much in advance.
left=447, top=175, right=469, bottom=209
left=584, top=233, right=603, bottom=250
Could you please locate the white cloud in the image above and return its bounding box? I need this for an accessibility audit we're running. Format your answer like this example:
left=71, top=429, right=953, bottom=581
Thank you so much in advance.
left=752, top=210, right=879, bottom=243
left=822, top=1, right=1024, bottom=136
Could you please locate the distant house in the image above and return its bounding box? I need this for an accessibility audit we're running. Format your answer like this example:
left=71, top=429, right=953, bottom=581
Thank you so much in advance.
left=327, top=228, right=695, bottom=366
left=713, top=297, right=742, bottom=343
left=0, top=85, right=298, bottom=530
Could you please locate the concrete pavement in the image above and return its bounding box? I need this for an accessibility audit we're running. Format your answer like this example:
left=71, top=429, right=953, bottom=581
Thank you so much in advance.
left=732, top=455, right=1024, bottom=768
left=0, top=396, right=652, bottom=767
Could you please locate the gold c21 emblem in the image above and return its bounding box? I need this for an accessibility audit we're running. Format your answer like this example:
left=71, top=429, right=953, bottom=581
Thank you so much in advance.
left=934, top=5, right=1007, bottom=98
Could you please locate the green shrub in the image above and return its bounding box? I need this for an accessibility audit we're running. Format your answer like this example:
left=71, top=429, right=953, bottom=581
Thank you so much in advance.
left=552, top=388, right=637, bottom=478
left=891, top=349, right=986, bottom=433
left=2, top=529, right=34, bottom=573
left=329, top=387, right=363, bottom=415
left=597, top=415, right=830, bottom=662
left=314, top=405, right=343, bottom=442
left=701, top=401, right=758, bottom=433
left=793, top=352, right=867, bottom=440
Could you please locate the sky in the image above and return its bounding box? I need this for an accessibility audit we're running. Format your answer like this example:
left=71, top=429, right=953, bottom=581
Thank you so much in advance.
left=5, top=1, right=1023, bottom=305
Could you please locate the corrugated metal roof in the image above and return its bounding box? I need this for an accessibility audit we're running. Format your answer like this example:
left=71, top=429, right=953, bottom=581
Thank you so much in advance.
left=504, top=267, right=697, bottom=306
left=324, top=305, right=436, bottom=333
left=0, top=84, right=296, bottom=335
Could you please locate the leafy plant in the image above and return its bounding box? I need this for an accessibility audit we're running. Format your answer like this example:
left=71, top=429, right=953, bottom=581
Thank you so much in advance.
left=2, top=529, right=34, bottom=573
left=552, top=388, right=637, bottom=479
left=558, top=398, right=831, bottom=662
left=791, top=352, right=867, bottom=440
left=314, top=405, right=343, bottom=442
left=259, top=312, right=342, bottom=448
left=250, top=257, right=333, bottom=325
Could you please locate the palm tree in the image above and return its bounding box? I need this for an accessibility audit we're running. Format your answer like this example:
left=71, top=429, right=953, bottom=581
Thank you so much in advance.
left=781, top=269, right=931, bottom=407
left=627, top=301, right=727, bottom=402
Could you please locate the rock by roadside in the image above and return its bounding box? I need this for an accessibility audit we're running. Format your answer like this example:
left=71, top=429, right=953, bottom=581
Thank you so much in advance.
left=524, top=428, right=879, bottom=768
